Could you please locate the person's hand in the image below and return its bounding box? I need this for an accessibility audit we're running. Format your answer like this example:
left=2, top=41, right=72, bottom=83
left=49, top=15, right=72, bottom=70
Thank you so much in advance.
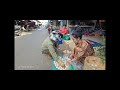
left=57, top=47, right=60, bottom=50
left=66, top=60, right=72, bottom=65
left=66, top=58, right=76, bottom=64
left=57, top=60, right=65, bottom=68
left=69, top=54, right=73, bottom=59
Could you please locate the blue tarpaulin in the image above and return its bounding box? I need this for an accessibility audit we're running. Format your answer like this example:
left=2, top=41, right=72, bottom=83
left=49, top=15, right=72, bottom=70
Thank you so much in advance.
left=87, top=40, right=104, bottom=47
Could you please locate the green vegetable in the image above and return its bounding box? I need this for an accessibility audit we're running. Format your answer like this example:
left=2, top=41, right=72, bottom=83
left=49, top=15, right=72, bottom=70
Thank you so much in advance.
left=95, top=46, right=106, bottom=64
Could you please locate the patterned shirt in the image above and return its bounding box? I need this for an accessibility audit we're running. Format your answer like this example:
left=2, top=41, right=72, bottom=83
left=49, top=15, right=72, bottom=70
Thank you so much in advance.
left=72, top=39, right=95, bottom=61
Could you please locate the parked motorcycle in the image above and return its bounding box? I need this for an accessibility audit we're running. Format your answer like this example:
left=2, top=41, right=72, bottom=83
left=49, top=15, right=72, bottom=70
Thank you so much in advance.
left=14, top=25, right=22, bottom=36
left=23, top=20, right=37, bottom=32
left=14, top=20, right=22, bottom=36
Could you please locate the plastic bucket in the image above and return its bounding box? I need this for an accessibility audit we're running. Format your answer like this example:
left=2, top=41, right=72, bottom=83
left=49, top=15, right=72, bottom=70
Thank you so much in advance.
left=58, top=39, right=63, bottom=44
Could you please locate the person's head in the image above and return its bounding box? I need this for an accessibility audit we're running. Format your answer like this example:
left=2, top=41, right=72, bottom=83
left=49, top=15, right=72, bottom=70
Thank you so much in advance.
left=63, top=25, right=66, bottom=28
left=49, top=31, right=61, bottom=46
left=71, top=29, right=82, bottom=45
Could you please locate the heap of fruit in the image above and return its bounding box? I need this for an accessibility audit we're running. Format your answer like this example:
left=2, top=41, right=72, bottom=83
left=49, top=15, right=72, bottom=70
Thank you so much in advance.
left=54, top=56, right=70, bottom=70
left=83, top=56, right=105, bottom=70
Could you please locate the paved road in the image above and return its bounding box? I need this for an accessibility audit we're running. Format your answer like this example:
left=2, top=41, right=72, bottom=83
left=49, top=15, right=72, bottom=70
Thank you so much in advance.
left=15, top=28, right=52, bottom=70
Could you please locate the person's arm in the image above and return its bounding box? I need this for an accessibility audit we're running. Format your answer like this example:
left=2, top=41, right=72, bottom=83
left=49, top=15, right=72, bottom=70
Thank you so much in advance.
left=67, top=29, right=69, bottom=33
left=48, top=44, right=65, bottom=67
left=67, top=43, right=88, bottom=64
left=66, top=28, right=69, bottom=34
left=69, top=47, right=75, bottom=59
left=58, top=28, right=62, bottom=33
left=74, top=42, right=88, bottom=60
left=48, top=44, right=59, bottom=61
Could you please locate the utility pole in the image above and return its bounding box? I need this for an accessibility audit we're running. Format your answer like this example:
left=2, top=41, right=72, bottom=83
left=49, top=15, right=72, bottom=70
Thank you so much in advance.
left=67, top=20, right=69, bottom=28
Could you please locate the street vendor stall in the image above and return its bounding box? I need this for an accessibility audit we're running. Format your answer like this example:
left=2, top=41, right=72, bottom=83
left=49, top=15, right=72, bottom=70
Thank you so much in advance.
left=51, top=34, right=105, bottom=70
left=51, top=34, right=78, bottom=70
left=51, top=56, right=77, bottom=70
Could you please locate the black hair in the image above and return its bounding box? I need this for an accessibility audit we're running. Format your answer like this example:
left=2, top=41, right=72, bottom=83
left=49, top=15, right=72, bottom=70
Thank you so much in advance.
left=63, top=25, right=66, bottom=27
left=58, top=33, right=63, bottom=38
left=71, top=27, right=82, bottom=39
left=51, top=40, right=58, bottom=48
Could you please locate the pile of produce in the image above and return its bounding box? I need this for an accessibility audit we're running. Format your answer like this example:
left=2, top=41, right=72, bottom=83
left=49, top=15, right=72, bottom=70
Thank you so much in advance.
left=53, top=56, right=70, bottom=70
left=83, top=56, right=105, bottom=70
left=63, top=50, right=72, bottom=54
left=94, top=46, right=106, bottom=64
